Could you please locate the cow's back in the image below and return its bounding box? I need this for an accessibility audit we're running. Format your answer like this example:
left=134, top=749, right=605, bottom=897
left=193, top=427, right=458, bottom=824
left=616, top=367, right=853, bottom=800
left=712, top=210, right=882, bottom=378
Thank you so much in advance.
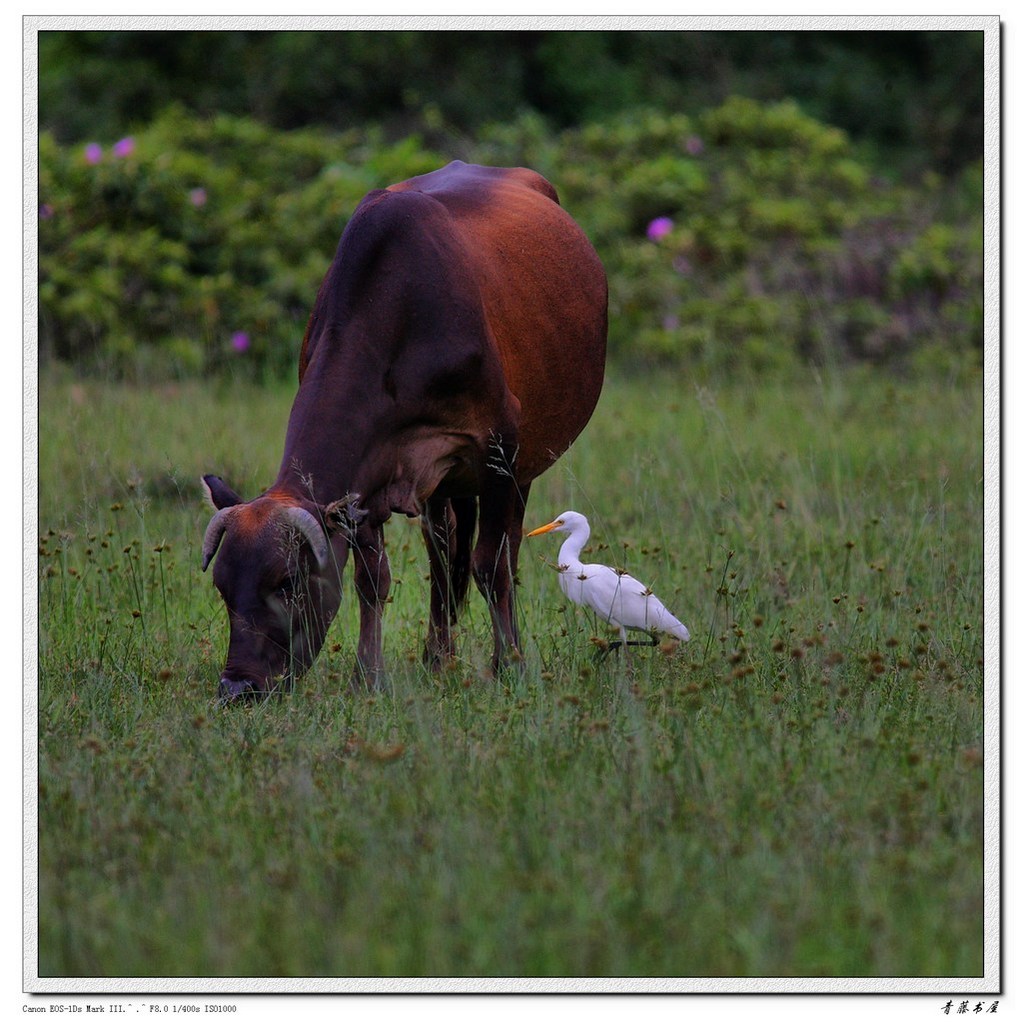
left=388, top=161, right=608, bottom=483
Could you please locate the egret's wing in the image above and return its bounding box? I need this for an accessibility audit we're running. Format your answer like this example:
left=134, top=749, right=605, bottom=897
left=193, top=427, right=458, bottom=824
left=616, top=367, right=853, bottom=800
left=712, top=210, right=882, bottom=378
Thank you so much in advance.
left=608, top=570, right=691, bottom=641
left=581, top=566, right=632, bottom=626
left=559, top=564, right=624, bottom=626
left=560, top=564, right=690, bottom=642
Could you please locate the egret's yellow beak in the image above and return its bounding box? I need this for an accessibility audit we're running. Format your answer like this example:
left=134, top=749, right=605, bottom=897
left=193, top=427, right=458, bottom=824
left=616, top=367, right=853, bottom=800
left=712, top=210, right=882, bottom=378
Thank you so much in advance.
left=526, top=519, right=562, bottom=537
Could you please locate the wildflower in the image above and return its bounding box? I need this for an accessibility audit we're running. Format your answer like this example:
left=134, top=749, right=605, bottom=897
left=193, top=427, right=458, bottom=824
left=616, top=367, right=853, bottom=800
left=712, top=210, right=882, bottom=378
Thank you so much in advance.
left=685, top=135, right=705, bottom=156
left=113, top=136, right=135, bottom=158
left=230, top=331, right=250, bottom=353
left=189, top=187, right=207, bottom=207
left=84, top=143, right=103, bottom=165
left=39, top=203, right=54, bottom=220
left=646, top=216, right=673, bottom=241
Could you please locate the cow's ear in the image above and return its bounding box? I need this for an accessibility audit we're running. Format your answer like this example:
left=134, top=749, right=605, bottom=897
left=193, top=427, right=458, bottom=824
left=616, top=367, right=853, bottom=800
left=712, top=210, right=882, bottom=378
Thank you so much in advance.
left=323, top=493, right=369, bottom=536
left=202, top=474, right=244, bottom=511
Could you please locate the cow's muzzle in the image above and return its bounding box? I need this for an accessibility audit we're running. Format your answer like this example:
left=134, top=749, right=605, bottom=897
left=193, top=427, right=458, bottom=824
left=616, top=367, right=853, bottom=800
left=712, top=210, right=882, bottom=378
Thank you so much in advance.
left=217, top=677, right=260, bottom=703
left=216, top=674, right=292, bottom=705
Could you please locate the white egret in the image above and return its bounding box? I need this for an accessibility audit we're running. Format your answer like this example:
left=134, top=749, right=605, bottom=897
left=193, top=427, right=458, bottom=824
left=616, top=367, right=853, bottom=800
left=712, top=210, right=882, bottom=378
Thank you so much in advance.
left=527, top=510, right=690, bottom=652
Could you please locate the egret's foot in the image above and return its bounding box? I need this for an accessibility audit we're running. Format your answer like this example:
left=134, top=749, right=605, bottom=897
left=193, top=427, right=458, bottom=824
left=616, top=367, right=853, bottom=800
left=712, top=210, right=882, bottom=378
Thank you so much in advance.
left=594, top=635, right=659, bottom=663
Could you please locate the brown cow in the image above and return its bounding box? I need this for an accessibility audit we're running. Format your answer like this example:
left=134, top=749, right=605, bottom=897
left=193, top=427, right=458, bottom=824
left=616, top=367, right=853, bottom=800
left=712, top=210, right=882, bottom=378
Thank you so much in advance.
left=201, top=161, right=607, bottom=699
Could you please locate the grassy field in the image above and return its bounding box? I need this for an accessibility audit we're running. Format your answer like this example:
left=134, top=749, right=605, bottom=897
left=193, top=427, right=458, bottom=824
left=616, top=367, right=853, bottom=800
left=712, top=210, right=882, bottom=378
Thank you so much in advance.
left=34, top=364, right=985, bottom=980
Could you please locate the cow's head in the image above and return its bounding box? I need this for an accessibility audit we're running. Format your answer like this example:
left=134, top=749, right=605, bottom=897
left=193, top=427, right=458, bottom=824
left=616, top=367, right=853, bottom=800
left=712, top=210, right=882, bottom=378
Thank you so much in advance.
left=200, top=474, right=367, bottom=702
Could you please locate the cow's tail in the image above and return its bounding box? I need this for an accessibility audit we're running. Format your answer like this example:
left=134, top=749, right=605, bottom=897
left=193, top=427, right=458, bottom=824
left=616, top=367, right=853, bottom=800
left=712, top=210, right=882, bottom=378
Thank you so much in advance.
left=449, top=496, right=477, bottom=621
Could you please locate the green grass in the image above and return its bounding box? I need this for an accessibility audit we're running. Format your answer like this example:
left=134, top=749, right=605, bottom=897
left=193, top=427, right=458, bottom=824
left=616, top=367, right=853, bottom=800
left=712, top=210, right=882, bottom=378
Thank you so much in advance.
left=35, top=364, right=985, bottom=979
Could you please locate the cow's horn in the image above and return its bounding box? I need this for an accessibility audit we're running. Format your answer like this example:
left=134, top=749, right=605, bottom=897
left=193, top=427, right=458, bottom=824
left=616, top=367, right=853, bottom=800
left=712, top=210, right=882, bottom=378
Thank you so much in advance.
left=280, top=506, right=330, bottom=570
left=201, top=507, right=235, bottom=571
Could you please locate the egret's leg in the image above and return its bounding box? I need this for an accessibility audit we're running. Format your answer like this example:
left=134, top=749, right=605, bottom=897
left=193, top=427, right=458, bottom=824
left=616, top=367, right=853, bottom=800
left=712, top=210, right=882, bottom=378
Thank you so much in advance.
left=624, top=633, right=659, bottom=648
left=598, top=630, right=659, bottom=660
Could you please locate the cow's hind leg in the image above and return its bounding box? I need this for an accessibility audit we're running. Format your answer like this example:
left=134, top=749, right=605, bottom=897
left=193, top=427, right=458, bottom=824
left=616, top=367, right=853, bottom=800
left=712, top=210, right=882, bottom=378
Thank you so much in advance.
left=421, top=497, right=457, bottom=669
left=350, top=522, right=391, bottom=691
left=472, top=478, right=530, bottom=672
left=421, top=496, right=477, bottom=669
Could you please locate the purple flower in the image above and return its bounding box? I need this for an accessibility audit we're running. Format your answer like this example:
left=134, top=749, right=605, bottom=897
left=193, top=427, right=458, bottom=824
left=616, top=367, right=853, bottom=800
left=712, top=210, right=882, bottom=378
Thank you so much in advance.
left=113, top=137, right=135, bottom=158
left=39, top=203, right=54, bottom=220
left=646, top=216, right=673, bottom=242
left=84, top=143, right=103, bottom=165
left=685, top=135, right=705, bottom=156
left=189, top=187, right=207, bottom=208
left=230, top=331, right=250, bottom=353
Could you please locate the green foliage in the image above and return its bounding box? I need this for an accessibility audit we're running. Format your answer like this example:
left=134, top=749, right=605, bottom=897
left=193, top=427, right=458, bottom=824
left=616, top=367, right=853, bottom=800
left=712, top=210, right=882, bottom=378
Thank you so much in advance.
left=38, top=30, right=984, bottom=177
left=36, top=369, right=984, bottom=977
left=38, top=108, right=444, bottom=378
left=38, top=101, right=982, bottom=380
left=479, top=102, right=982, bottom=376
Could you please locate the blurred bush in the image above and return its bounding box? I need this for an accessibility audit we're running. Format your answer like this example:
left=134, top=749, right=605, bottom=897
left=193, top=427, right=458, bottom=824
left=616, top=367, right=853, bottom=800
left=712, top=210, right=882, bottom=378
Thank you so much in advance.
left=38, top=108, right=444, bottom=379
left=38, top=100, right=982, bottom=381
left=39, top=30, right=984, bottom=178
left=481, top=100, right=982, bottom=377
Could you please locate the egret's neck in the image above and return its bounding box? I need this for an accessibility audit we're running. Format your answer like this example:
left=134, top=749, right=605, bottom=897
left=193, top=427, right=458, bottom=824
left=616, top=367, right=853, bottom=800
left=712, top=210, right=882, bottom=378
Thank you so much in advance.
left=558, top=523, right=590, bottom=569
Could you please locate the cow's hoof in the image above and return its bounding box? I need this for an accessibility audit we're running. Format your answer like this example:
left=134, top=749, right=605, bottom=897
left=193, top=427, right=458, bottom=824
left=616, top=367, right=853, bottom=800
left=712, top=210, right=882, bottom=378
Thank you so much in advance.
left=348, top=665, right=385, bottom=693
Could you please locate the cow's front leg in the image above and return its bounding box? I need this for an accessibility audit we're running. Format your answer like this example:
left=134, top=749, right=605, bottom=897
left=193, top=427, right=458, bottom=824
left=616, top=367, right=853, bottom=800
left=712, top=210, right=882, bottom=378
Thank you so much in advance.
left=473, top=477, right=530, bottom=673
left=350, top=522, right=390, bottom=691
